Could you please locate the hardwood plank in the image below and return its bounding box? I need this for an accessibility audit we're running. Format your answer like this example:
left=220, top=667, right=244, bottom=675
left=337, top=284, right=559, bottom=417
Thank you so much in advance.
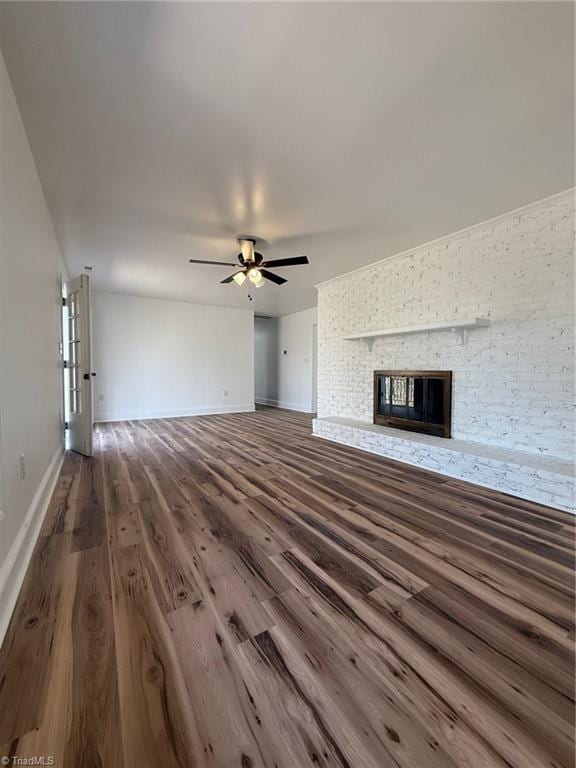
left=192, top=491, right=291, bottom=600
left=39, top=451, right=82, bottom=536
left=0, top=533, right=71, bottom=742
left=12, top=546, right=123, bottom=766
left=167, top=601, right=278, bottom=768
left=70, top=445, right=106, bottom=552
left=106, top=475, right=142, bottom=550
left=111, top=544, right=202, bottom=768
left=236, top=629, right=357, bottom=768
left=137, top=496, right=202, bottom=612
left=65, top=545, right=123, bottom=765
left=206, top=570, right=276, bottom=645
left=142, top=459, right=204, bottom=534
left=101, top=424, right=143, bottom=550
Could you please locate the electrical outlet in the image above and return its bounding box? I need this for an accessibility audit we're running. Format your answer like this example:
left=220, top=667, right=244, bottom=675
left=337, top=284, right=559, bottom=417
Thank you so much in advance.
left=19, top=454, right=26, bottom=480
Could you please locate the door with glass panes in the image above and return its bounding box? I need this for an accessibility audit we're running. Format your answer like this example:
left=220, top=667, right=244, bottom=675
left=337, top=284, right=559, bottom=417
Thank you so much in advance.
left=64, top=274, right=94, bottom=456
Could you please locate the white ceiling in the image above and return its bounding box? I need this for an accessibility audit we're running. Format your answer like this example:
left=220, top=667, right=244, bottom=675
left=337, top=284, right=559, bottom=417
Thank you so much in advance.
left=1, top=2, right=573, bottom=316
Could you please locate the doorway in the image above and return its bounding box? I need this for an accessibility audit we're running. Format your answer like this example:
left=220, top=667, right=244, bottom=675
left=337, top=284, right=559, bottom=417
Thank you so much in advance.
left=311, top=323, right=318, bottom=414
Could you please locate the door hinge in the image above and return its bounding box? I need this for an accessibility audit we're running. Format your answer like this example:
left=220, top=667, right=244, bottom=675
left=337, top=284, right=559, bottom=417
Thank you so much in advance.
left=62, top=297, right=67, bottom=307
left=64, top=421, right=69, bottom=430
left=63, top=360, right=68, bottom=368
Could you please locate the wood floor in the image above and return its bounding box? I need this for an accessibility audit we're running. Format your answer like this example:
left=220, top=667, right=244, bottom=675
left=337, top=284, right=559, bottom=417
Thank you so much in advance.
left=0, top=408, right=574, bottom=768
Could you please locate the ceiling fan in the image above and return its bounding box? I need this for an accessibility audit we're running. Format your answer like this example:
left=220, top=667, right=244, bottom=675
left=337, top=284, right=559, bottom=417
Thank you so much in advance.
left=189, top=237, right=309, bottom=288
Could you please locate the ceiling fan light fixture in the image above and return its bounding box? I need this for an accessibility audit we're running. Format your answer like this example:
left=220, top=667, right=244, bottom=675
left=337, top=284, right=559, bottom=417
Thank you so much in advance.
left=248, top=267, right=261, bottom=283
left=254, top=277, right=265, bottom=288
left=233, top=271, right=247, bottom=286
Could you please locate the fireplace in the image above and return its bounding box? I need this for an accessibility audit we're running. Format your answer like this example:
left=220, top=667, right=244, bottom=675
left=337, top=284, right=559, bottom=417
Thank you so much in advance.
left=374, top=370, right=452, bottom=438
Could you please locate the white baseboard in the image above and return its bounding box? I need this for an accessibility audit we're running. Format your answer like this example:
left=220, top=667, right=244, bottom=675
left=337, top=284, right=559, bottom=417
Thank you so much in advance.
left=95, top=403, right=256, bottom=422
left=0, top=442, right=65, bottom=646
left=255, top=398, right=312, bottom=413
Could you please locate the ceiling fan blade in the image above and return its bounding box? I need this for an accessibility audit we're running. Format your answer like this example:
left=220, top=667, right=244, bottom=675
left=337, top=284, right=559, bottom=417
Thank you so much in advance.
left=189, top=259, right=238, bottom=266
left=220, top=271, right=244, bottom=284
left=260, top=256, right=309, bottom=268
left=260, top=269, right=287, bottom=285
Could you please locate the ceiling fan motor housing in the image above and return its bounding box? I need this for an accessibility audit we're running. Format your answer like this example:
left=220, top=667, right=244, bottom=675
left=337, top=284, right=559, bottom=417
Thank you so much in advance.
left=238, top=237, right=257, bottom=265
left=237, top=240, right=264, bottom=268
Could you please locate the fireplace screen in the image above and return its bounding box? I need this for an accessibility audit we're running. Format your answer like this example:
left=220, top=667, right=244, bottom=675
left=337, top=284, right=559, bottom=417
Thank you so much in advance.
left=374, top=370, right=452, bottom=438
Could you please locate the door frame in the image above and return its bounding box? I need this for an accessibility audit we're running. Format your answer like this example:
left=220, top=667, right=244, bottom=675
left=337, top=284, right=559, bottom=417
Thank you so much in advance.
left=311, top=323, right=318, bottom=414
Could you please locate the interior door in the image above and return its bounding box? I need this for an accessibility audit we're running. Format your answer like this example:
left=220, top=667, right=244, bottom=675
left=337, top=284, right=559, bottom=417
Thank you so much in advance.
left=64, top=274, right=93, bottom=456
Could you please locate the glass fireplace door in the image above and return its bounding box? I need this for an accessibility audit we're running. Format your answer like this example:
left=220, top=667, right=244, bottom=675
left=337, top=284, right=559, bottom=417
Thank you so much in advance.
left=374, top=371, right=452, bottom=438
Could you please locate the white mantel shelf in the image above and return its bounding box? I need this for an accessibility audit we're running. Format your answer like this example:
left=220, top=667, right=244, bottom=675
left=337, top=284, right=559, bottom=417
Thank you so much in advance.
left=343, top=317, right=490, bottom=348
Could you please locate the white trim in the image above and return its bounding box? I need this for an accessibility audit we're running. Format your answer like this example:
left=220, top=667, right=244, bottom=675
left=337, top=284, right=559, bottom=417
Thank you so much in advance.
left=0, top=443, right=65, bottom=645
left=255, top=397, right=312, bottom=413
left=95, top=403, right=255, bottom=422
left=315, top=188, right=575, bottom=290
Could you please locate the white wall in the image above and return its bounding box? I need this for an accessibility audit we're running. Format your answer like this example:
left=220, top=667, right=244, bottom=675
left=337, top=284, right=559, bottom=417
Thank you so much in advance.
left=0, top=52, right=68, bottom=637
left=277, top=307, right=318, bottom=413
left=254, top=317, right=279, bottom=405
left=254, top=308, right=318, bottom=413
left=92, top=292, right=255, bottom=421
left=317, top=191, right=574, bottom=460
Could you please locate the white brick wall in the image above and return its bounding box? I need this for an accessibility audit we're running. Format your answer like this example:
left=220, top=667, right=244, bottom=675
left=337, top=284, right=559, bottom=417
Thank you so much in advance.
left=317, top=191, right=574, bottom=461
left=315, top=194, right=574, bottom=508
